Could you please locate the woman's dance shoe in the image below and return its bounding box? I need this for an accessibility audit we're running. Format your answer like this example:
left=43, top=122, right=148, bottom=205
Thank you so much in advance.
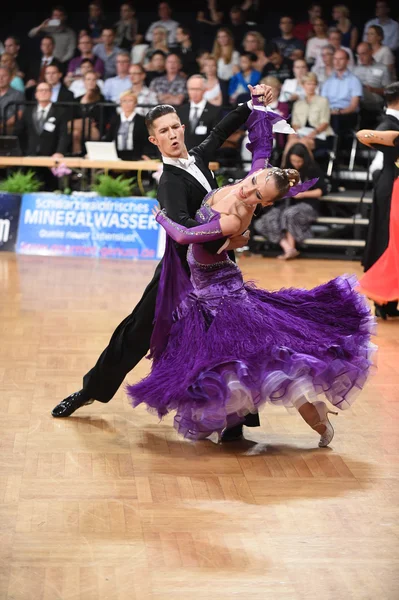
left=312, top=401, right=338, bottom=448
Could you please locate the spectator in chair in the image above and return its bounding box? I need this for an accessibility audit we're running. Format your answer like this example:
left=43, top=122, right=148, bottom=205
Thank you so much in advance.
left=331, top=4, right=359, bottom=52
left=45, top=63, right=75, bottom=104
left=3, top=37, right=29, bottom=81
left=66, top=34, right=105, bottom=81
left=228, top=52, right=261, bottom=105
left=311, top=44, right=335, bottom=85
left=254, top=142, right=328, bottom=260
left=70, top=71, right=104, bottom=154
left=202, top=55, right=223, bottom=107
left=279, top=58, right=309, bottom=104
left=144, top=50, right=167, bottom=86
left=212, top=28, right=241, bottom=83
left=227, top=6, right=251, bottom=49
left=321, top=48, right=363, bottom=134
left=15, top=81, right=69, bottom=157
left=67, top=58, right=104, bottom=98
left=129, top=63, right=158, bottom=116
left=102, top=52, right=132, bottom=103
left=261, top=43, right=293, bottom=83
left=273, top=15, right=305, bottom=61
left=353, top=42, right=391, bottom=115
left=113, top=2, right=141, bottom=51
left=177, top=74, right=222, bottom=151
left=105, top=90, right=151, bottom=160
left=175, top=26, right=197, bottom=77
left=242, top=31, right=268, bottom=73
left=25, top=35, right=62, bottom=89
left=0, top=66, right=24, bottom=135
left=313, top=27, right=355, bottom=70
left=0, top=54, right=25, bottom=93
left=28, top=5, right=77, bottom=65
left=141, top=26, right=170, bottom=66
left=305, top=18, right=330, bottom=67
left=362, top=1, right=399, bottom=51
left=293, top=3, right=323, bottom=44
left=145, top=2, right=179, bottom=47
left=149, top=53, right=187, bottom=106
left=282, top=72, right=334, bottom=160
left=366, top=25, right=396, bottom=80
left=93, top=28, right=122, bottom=79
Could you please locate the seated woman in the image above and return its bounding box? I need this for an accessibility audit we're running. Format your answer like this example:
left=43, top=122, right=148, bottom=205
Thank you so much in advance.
left=70, top=70, right=104, bottom=155
left=126, top=97, right=375, bottom=446
left=105, top=90, right=150, bottom=160
left=202, top=55, right=223, bottom=107
left=254, top=142, right=328, bottom=259
left=282, top=72, right=334, bottom=161
left=0, top=53, right=25, bottom=92
left=279, top=58, right=309, bottom=104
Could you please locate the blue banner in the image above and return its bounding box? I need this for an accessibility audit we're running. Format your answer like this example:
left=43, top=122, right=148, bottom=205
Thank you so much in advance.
left=0, top=193, right=21, bottom=252
left=16, top=193, right=165, bottom=260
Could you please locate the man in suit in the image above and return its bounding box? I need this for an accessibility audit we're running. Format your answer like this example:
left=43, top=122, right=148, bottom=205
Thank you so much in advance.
left=44, top=63, right=75, bottom=104
left=362, top=81, right=399, bottom=318
left=15, top=81, right=69, bottom=157
left=105, top=90, right=153, bottom=160
left=177, top=75, right=222, bottom=152
left=25, top=35, right=63, bottom=91
left=52, top=83, right=273, bottom=440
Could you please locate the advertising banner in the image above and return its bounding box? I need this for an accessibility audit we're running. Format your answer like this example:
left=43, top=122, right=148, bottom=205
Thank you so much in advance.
left=0, top=193, right=22, bottom=252
left=16, top=193, right=165, bottom=260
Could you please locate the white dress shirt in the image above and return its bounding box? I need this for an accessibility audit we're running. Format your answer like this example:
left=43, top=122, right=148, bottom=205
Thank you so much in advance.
left=162, top=154, right=212, bottom=193
left=189, top=99, right=207, bottom=127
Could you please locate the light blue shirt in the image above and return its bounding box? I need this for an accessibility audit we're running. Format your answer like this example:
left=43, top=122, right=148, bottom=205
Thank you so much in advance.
left=362, top=17, right=399, bottom=50
left=102, top=76, right=132, bottom=102
left=321, top=70, right=363, bottom=110
left=51, top=83, right=62, bottom=103
left=93, top=44, right=122, bottom=79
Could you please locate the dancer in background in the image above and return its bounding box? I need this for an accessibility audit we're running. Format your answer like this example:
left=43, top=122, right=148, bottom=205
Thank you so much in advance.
left=356, top=128, right=399, bottom=311
left=126, top=96, right=376, bottom=447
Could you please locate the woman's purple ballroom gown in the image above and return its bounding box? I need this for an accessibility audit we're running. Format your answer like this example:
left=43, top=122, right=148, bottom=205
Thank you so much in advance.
left=126, top=104, right=376, bottom=440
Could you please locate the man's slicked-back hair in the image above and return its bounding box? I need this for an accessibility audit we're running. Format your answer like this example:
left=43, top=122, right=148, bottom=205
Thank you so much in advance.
left=384, top=81, right=399, bottom=105
left=145, top=104, right=177, bottom=133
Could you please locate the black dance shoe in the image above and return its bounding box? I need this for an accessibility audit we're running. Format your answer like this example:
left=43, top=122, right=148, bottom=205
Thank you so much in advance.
left=51, top=390, right=94, bottom=417
left=221, top=423, right=244, bottom=442
left=375, top=304, right=399, bottom=320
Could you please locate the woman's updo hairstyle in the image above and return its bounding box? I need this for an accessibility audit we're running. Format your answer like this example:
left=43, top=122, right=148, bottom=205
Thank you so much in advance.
left=266, top=167, right=300, bottom=199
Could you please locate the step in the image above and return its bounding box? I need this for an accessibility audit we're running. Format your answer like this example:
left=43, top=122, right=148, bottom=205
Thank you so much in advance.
left=317, top=216, right=369, bottom=225
left=332, top=170, right=370, bottom=181
left=320, top=194, right=372, bottom=204
left=252, top=235, right=365, bottom=248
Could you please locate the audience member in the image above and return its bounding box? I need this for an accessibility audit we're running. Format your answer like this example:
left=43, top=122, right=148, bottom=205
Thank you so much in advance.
left=114, top=2, right=141, bottom=51
left=102, top=52, right=131, bottom=103
left=212, top=28, right=240, bottom=83
left=26, top=36, right=62, bottom=88
left=144, top=50, right=166, bottom=86
left=15, top=81, right=69, bottom=157
left=93, top=28, right=122, bottom=79
left=0, top=54, right=25, bottom=93
left=145, top=2, right=179, bottom=47
left=227, top=6, right=251, bottom=49
left=128, top=63, right=158, bottom=116
left=228, top=52, right=260, bottom=105
left=284, top=72, right=334, bottom=157
left=305, top=18, right=329, bottom=66
left=67, top=34, right=105, bottom=80
left=366, top=25, right=396, bottom=79
left=311, top=44, right=335, bottom=84
left=0, top=66, right=24, bottom=135
left=261, top=43, right=293, bottom=83
left=242, top=31, right=268, bottom=73
left=3, top=37, right=29, bottom=81
left=313, top=28, right=355, bottom=69
left=83, top=2, right=106, bottom=43
left=362, top=1, right=399, bottom=51
left=177, top=74, right=222, bottom=150
left=332, top=4, right=359, bottom=51
left=321, top=48, right=363, bottom=134
left=139, top=26, right=169, bottom=65
left=149, top=53, right=186, bottom=106
left=202, top=55, right=223, bottom=106
left=273, top=15, right=305, bottom=61
left=175, top=26, right=197, bottom=77
left=28, top=5, right=77, bottom=65
left=293, top=3, right=323, bottom=43
left=70, top=71, right=104, bottom=154
left=279, top=58, right=309, bottom=103
left=354, top=42, right=391, bottom=114
left=44, top=63, right=75, bottom=104
left=105, top=90, right=151, bottom=159
left=68, top=59, right=104, bottom=98
left=254, top=142, right=328, bottom=260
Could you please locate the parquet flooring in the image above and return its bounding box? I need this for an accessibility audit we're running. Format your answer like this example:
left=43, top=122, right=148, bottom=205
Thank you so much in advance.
left=1, top=252, right=398, bottom=599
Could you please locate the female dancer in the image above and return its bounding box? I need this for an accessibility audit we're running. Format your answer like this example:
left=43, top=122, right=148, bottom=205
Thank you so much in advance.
left=356, top=129, right=399, bottom=311
left=127, top=97, right=376, bottom=447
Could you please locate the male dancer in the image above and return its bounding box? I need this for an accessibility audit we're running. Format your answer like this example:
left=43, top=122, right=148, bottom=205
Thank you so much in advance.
left=52, top=83, right=273, bottom=439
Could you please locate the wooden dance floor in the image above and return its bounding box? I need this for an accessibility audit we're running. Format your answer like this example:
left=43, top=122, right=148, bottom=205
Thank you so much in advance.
left=1, top=252, right=398, bottom=599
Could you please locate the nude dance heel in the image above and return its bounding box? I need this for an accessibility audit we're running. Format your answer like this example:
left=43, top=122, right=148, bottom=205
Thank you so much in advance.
left=312, top=401, right=338, bottom=448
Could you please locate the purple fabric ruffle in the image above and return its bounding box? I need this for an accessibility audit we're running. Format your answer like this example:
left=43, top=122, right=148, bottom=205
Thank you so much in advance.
left=127, top=273, right=376, bottom=440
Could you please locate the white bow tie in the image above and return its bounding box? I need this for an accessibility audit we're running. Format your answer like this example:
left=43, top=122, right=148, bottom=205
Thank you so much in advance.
left=178, top=155, right=195, bottom=168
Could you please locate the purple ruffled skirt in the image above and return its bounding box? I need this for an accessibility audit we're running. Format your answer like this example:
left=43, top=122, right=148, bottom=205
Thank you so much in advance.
left=127, top=256, right=376, bottom=440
